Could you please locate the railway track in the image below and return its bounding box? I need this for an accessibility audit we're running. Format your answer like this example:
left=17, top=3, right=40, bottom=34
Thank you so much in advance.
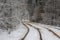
left=19, top=21, right=60, bottom=40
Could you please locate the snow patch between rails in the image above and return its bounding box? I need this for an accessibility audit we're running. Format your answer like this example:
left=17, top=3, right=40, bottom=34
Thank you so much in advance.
left=0, top=20, right=60, bottom=40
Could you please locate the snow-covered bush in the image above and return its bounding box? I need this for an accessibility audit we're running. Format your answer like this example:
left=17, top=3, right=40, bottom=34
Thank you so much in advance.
left=0, top=0, right=29, bottom=34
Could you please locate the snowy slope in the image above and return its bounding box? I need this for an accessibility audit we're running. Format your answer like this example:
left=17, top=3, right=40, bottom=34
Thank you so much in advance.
left=0, top=23, right=28, bottom=40
left=0, top=21, right=60, bottom=40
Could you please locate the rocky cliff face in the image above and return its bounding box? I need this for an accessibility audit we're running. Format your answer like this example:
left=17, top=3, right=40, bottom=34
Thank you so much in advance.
left=42, top=0, right=60, bottom=26
left=0, top=0, right=60, bottom=32
left=28, top=0, right=60, bottom=27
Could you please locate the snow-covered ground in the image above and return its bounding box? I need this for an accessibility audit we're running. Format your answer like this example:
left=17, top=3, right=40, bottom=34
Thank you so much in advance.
left=0, top=23, right=28, bottom=40
left=0, top=21, right=60, bottom=40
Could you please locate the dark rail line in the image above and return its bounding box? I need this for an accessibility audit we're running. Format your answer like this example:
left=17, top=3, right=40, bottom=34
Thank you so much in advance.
left=27, top=23, right=43, bottom=40
left=46, top=28, right=60, bottom=39
left=20, top=22, right=29, bottom=40
left=27, top=23, right=60, bottom=39
left=19, top=21, right=60, bottom=40
left=40, top=26, right=60, bottom=39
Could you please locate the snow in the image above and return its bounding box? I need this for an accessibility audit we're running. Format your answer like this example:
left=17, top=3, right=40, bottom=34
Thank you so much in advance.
left=0, top=21, right=60, bottom=40
left=40, top=28, right=60, bottom=40
left=0, top=23, right=27, bottom=40
left=24, top=25, right=39, bottom=40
